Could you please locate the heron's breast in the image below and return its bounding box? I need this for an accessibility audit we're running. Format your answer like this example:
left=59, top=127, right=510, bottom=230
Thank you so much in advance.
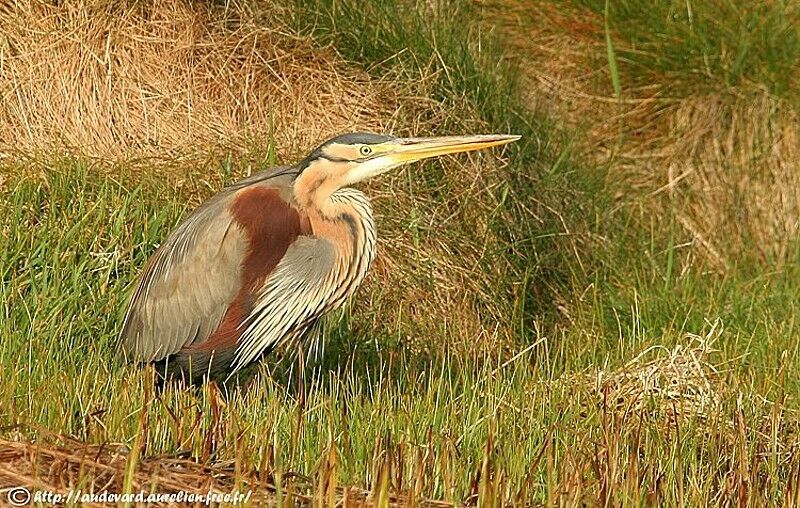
left=307, top=193, right=376, bottom=305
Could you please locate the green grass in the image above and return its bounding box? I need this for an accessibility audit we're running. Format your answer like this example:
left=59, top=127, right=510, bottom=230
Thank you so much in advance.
left=0, top=164, right=577, bottom=496
left=2, top=0, right=800, bottom=504
left=572, top=0, right=800, bottom=100
left=1, top=165, right=797, bottom=504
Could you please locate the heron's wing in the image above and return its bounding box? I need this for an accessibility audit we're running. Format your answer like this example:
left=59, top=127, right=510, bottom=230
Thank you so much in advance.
left=119, top=193, right=247, bottom=362
left=230, top=236, right=338, bottom=372
left=119, top=167, right=298, bottom=362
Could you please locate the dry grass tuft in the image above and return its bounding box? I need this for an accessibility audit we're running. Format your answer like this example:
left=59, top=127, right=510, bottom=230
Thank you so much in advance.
left=587, top=325, right=723, bottom=421
left=480, top=0, right=620, bottom=146
left=658, top=94, right=800, bottom=268
left=595, top=92, right=800, bottom=269
left=0, top=0, right=405, bottom=162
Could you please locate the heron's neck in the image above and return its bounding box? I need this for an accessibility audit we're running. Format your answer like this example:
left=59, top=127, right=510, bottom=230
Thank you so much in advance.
left=292, top=161, right=375, bottom=270
left=326, top=189, right=377, bottom=300
left=292, top=159, right=354, bottom=215
left=304, top=188, right=377, bottom=301
left=305, top=188, right=375, bottom=250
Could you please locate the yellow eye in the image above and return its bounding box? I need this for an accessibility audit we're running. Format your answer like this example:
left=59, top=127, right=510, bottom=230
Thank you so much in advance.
left=359, top=146, right=372, bottom=157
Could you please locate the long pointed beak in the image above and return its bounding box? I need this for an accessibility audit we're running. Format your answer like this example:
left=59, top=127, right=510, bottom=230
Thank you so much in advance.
left=389, top=134, right=521, bottom=164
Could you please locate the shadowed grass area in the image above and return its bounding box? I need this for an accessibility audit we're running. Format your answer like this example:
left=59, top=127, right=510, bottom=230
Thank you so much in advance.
left=294, top=0, right=611, bottom=330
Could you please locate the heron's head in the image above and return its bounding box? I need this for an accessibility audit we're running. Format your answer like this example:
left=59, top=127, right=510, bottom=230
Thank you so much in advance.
left=294, top=132, right=520, bottom=205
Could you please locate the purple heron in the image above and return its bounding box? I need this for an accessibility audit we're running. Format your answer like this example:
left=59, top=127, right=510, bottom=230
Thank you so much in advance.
left=120, top=132, right=520, bottom=383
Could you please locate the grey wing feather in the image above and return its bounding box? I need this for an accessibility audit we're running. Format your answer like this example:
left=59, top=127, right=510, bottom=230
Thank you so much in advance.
left=119, top=167, right=297, bottom=362
left=231, top=236, right=338, bottom=372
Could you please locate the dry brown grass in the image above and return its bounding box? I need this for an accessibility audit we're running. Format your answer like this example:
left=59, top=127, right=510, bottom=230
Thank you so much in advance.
left=480, top=0, right=621, bottom=147
left=0, top=0, right=403, bottom=162
left=586, top=325, right=723, bottom=421
left=594, top=91, right=800, bottom=269
left=657, top=94, right=800, bottom=268
left=0, top=426, right=455, bottom=507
